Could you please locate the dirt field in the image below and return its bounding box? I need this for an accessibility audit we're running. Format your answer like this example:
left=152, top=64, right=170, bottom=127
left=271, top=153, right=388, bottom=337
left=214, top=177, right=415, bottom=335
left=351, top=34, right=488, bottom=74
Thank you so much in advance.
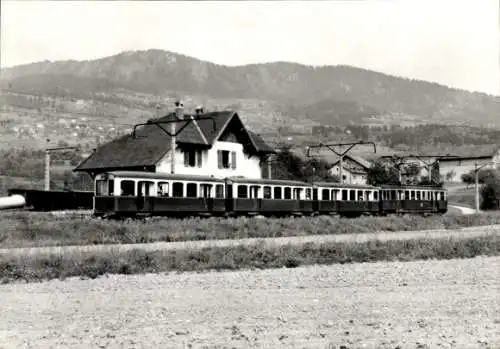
left=1, top=256, right=499, bottom=349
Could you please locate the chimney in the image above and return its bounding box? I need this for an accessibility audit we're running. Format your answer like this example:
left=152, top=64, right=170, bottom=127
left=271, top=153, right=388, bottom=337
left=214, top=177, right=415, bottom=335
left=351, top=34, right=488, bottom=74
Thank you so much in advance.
left=175, top=100, right=184, bottom=120
left=195, top=105, right=204, bottom=115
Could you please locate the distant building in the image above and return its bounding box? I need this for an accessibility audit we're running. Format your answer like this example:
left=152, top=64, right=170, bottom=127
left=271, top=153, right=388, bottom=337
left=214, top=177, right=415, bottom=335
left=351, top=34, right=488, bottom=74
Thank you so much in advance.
left=73, top=105, right=275, bottom=180
left=438, top=149, right=500, bottom=182
left=329, top=155, right=371, bottom=185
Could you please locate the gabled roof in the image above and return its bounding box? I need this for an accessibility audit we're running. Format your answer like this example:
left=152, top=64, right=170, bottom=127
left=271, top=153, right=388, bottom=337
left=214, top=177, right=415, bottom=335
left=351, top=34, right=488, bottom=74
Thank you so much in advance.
left=331, top=154, right=372, bottom=170
left=74, top=110, right=274, bottom=172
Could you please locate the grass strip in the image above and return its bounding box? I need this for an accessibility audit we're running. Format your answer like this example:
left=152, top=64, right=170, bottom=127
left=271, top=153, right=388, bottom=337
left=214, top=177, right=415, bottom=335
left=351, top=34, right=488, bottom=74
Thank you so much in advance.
left=2, top=211, right=500, bottom=249
left=1, top=234, right=499, bottom=284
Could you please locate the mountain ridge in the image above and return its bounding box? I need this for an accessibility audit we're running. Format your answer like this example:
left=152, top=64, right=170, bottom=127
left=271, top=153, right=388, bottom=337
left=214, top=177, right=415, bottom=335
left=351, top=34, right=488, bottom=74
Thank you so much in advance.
left=1, top=49, right=499, bottom=128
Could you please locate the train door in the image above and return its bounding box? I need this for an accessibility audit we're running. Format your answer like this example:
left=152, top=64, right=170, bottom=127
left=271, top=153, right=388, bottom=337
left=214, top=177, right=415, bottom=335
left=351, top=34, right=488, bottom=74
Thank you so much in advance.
left=312, top=188, right=319, bottom=213
left=225, top=181, right=234, bottom=212
left=137, top=181, right=154, bottom=211
left=201, top=184, right=213, bottom=212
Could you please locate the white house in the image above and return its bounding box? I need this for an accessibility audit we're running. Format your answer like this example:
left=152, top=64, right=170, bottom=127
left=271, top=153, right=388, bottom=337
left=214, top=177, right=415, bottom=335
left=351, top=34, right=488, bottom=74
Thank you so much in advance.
left=329, top=154, right=371, bottom=185
left=74, top=104, right=275, bottom=180
left=437, top=150, right=500, bottom=183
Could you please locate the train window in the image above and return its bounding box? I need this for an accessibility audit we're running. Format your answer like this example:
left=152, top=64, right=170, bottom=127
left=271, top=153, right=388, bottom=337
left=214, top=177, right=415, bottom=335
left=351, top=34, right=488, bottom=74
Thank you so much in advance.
left=342, top=189, right=348, bottom=201
left=410, top=190, right=415, bottom=200
left=293, top=188, right=302, bottom=200
left=331, top=189, right=339, bottom=201
left=96, top=180, right=107, bottom=196
left=264, top=186, right=272, bottom=199
left=284, top=187, right=292, bottom=200
left=391, top=190, right=396, bottom=200
left=274, top=187, right=282, bottom=199
left=416, top=191, right=421, bottom=200
left=237, top=185, right=248, bottom=198
left=250, top=185, right=260, bottom=199
left=365, top=191, right=371, bottom=201
left=404, top=190, right=409, bottom=200
left=305, top=188, right=311, bottom=200
left=215, top=184, right=224, bottom=198
left=172, top=182, right=183, bottom=197
left=158, top=182, right=169, bottom=197
left=349, top=190, right=355, bottom=201
left=358, top=191, right=364, bottom=201
left=200, top=184, right=212, bottom=198
left=322, top=189, right=330, bottom=201
left=440, top=192, right=445, bottom=201
left=374, top=191, right=378, bottom=200
left=120, top=180, right=135, bottom=196
left=138, top=181, right=155, bottom=197
left=186, top=183, right=197, bottom=198
left=108, top=180, right=114, bottom=196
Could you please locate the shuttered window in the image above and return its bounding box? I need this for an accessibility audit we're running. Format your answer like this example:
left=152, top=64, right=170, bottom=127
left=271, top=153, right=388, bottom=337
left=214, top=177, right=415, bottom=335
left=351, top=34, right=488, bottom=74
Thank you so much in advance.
left=231, top=151, right=236, bottom=169
left=184, top=150, right=202, bottom=168
left=217, top=150, right=232, bottom=169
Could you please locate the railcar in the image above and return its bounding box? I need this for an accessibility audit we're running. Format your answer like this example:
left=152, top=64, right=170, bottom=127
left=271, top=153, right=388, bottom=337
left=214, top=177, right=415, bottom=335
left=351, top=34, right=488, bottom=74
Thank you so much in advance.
left=92, top=171, right=448, bottom=218
left=379, top=185, right=448, bottom=215
left=314, top=182, right=380, bottom=217
left=224, top=177, right=314, bottom=216
left=93, top=171, right=227, bottom=218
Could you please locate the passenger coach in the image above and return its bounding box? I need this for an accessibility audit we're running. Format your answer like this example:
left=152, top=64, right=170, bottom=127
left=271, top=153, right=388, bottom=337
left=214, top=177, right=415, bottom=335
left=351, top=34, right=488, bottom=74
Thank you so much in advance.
left=92, top=171, right=448, bottom=218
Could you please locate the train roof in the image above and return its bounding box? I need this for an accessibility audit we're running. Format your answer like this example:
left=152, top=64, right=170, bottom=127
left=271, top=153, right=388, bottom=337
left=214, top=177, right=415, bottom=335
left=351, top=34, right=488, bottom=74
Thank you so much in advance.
left=314, top=182, right=379, bottom=189
left=226, top=176, right=311, bottom=187
left=380, top=184, right=447, bottom=191
left=97, top=171, right=225, bottom=182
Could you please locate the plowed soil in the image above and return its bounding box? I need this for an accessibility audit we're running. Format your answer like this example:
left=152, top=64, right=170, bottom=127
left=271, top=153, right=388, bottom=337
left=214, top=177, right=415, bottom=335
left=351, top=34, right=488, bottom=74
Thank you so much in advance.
left=1, top=256, right=499, bottom=349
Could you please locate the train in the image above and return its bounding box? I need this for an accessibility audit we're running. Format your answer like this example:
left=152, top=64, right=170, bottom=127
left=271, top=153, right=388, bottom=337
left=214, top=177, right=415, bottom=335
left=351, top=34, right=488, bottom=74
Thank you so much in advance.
left=92, top=171, right=448, bottom=218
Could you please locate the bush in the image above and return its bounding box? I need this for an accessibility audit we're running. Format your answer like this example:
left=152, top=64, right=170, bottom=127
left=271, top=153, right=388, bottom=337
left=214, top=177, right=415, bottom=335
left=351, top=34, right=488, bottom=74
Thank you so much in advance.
left=480, top=172, right=500, bottom=210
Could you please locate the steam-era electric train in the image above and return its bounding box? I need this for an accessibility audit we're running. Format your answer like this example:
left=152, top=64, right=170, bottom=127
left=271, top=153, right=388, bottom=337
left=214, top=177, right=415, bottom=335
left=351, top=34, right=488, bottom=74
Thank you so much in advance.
left=92, top=171, right=448, bottom=218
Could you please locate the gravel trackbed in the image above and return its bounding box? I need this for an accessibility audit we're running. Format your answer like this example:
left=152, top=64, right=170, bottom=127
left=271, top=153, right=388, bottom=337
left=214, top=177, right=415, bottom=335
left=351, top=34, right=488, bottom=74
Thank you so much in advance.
left=1, top=256, right=499, bottom=349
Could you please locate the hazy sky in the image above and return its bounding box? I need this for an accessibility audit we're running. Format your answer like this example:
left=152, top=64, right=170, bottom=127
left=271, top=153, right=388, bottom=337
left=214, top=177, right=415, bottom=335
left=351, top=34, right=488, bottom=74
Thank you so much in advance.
left=1, top=0, right=499, bottom=96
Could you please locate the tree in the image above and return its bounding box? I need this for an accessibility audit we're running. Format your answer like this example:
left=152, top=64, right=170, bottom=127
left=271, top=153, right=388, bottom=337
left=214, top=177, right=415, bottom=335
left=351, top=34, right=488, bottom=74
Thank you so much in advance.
left=366, top=160, right=400, bottom=186
left=480, top=171, right=500, bottom=210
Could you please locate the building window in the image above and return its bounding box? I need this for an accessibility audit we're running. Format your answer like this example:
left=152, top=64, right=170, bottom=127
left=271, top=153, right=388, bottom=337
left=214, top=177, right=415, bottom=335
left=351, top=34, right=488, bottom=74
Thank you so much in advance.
left=184, top=149, right=202, bottom=167
left=218, top=150, right=236, bottom=169
left=215, top=184, right=224, bottom=198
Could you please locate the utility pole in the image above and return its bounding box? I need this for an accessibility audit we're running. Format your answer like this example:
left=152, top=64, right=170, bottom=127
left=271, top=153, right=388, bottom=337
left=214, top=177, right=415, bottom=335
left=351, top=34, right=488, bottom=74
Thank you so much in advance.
left=306, top=140, right=377, bottom=184
left=474, top=160, right=496, bottom=213
left=44, top=144, right=80, bottom=191
left=131, top=102, right=217, bottom=175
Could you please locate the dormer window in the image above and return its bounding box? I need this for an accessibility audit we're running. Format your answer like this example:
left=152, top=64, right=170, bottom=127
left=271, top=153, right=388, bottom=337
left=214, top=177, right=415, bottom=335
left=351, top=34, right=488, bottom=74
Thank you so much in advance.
left=184, top=149, right=202, bottom=167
